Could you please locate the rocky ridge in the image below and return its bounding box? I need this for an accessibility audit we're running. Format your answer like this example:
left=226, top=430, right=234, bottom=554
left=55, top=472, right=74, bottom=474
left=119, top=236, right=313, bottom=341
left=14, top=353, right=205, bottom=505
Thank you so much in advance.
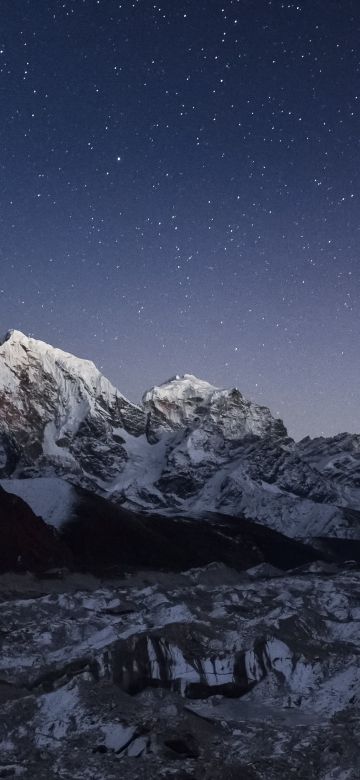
left=1, top=330, right=360, bottom=540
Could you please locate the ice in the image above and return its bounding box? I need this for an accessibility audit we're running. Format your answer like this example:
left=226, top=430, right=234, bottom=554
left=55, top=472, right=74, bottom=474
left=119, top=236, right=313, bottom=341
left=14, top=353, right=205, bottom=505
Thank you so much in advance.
left=36, top=684, right=81, bottom=747
left=101, top=723, right=135, bottom=752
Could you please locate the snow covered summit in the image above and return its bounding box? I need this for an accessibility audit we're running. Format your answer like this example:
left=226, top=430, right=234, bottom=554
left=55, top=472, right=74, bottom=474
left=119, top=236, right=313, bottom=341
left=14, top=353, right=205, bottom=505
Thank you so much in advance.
left=143, top=372, right=287, bottom=440
left=0, top=329, right=130, bottom=404
left=0, top=329, right=145, bottom=487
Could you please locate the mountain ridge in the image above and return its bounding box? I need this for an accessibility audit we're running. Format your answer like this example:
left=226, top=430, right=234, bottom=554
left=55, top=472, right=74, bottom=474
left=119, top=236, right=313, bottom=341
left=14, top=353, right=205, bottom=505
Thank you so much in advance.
left=1, top=329, right=360, bottom=540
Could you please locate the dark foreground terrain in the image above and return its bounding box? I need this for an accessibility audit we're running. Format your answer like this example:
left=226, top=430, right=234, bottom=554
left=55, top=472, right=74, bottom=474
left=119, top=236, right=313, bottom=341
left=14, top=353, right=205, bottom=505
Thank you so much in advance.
left=1, top=558, right=360, bottom=779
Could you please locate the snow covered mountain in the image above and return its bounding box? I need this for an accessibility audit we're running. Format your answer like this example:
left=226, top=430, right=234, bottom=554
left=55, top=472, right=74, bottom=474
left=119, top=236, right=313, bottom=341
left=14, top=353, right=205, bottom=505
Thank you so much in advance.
left=143, top=372, right=287, bottom=439
left=1, top=329, right=360, bottom=539
left=0, top=329, right=145, bottom=486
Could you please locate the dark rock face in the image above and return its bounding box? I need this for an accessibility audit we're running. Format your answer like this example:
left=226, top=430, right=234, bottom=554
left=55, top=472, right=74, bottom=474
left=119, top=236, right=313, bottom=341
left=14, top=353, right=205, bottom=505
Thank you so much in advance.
left=0, top=487, right=71, bottom=572
left=59, top=488, right=320, bottom=574
left=0, top=475, right=322, bottom=574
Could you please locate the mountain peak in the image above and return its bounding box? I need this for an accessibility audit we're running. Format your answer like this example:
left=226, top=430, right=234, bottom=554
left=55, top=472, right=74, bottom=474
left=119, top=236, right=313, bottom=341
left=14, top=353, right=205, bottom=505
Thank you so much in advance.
left=0, top=328, right=27, bottom=346
left=0, top=329, right=103, bottom=386
left=0, top=330, right=146, bottom=483
left=143, top=373, right=217, bottom=405
left=142, top=371, right=286, bottom=441
left=0, top=331, right=287, bottom=494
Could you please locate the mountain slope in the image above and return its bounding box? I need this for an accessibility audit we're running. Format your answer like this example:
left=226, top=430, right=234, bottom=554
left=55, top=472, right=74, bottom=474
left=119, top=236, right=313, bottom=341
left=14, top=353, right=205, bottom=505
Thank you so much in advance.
left=0, top=476, right=325, bottom=579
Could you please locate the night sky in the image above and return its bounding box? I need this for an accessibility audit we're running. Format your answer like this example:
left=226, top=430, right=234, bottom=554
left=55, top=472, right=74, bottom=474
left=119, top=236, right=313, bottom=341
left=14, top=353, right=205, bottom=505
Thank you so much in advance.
left=0, top=0, right=359, bottom=440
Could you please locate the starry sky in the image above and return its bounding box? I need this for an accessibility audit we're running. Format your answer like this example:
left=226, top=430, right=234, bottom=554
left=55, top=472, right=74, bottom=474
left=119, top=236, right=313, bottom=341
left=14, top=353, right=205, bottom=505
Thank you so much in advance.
left=0, top=0, right=359, bottom=440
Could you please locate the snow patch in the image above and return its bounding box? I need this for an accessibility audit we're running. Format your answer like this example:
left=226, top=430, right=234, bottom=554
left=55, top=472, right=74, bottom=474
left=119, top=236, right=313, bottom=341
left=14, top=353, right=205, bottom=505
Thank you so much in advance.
left=0, top=477, right=77, bottom=528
